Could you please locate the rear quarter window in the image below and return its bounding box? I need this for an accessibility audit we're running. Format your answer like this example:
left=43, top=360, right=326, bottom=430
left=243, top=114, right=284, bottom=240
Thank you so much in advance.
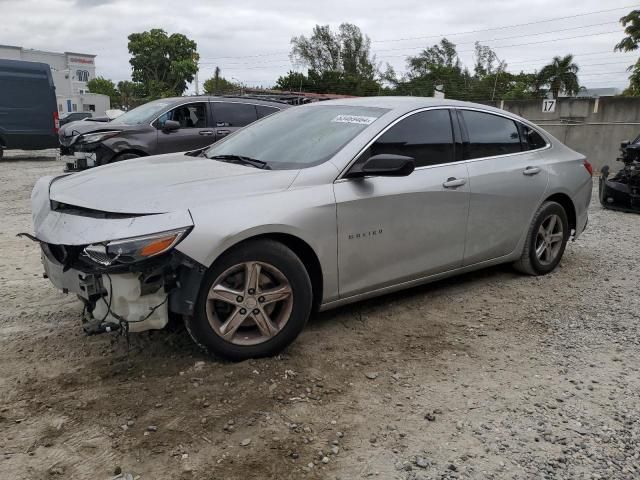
left=520, top=124, right=548, bottom=150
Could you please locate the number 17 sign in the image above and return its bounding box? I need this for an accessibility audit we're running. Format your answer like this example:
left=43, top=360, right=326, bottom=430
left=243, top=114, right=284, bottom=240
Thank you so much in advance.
left=542, top=99, right=556, bottom=113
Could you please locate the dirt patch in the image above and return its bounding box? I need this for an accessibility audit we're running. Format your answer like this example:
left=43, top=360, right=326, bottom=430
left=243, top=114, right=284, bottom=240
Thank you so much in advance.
left=1, top=160, right=639, bottom=480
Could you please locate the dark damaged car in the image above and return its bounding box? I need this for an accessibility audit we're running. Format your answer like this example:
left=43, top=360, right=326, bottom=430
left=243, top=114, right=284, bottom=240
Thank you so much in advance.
left=58, top=96, right=288, bottom=171
left=600, top=136, right=640, bottom=213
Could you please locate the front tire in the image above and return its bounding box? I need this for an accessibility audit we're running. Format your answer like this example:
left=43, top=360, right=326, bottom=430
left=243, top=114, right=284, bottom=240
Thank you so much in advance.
left=514, top=201, right=569, bottom=276
left=185, top=239, right=312, bottom=361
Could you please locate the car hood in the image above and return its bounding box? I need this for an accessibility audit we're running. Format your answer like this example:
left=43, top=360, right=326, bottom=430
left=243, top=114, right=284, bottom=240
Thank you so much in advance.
left=58, top=120, right=134, bottom=144
left=49, top=153, right=300, bottom=214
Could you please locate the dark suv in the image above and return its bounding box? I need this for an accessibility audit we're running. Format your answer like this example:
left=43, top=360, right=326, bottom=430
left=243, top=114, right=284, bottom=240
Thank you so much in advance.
left=58, top=96, right=289, bottom=171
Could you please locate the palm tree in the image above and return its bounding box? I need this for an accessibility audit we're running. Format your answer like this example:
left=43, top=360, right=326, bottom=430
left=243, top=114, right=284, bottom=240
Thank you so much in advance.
left=615, top=9, right=640, bottom=52
left=537, top=55, right=580, bottom=98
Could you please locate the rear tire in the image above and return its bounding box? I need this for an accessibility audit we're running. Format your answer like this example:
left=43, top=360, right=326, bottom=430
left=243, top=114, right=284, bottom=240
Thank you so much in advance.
left=184, top=239, right=312, bottom=361
left=514, top=201, right=569, bottom=276
left=599, top=165, right=610, bottom=207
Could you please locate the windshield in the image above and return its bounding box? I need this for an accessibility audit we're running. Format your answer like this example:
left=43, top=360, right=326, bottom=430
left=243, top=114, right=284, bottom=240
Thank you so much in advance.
left=204, top=105, right=388, bottom=169
left=110, top=100, right=172, bottom=126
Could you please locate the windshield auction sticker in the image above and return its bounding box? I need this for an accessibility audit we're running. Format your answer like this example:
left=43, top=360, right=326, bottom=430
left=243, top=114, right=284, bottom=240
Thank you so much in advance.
left=331, top=115, right=378, bottom=125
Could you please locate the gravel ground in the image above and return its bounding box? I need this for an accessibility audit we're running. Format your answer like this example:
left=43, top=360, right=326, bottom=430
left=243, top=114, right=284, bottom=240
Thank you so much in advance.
left=0, top=159, right=639, bottom=480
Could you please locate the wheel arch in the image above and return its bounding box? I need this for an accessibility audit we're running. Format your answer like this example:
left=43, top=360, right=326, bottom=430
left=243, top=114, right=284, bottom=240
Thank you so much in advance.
left=112, top=148, right=148, bottom=161
left=543, top=192, right=576, bottom=233
left=210, top=232, right=324, bottom=312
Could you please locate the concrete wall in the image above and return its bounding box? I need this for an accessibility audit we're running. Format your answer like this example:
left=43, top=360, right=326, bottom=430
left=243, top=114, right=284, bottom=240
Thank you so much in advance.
left=481, top=97, right=640, bottom=172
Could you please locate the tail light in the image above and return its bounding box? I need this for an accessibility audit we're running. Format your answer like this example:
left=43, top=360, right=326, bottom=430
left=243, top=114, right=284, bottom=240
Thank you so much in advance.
left=53, top=111, right=60, bottom=134
left=583, top=159, right=593, bottom=176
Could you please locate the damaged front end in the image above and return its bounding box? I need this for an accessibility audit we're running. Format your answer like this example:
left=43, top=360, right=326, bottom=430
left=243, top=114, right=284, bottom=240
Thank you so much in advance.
left=28, top=176, right=206, bottom=335
left=599, top=140, right=640, bottom=213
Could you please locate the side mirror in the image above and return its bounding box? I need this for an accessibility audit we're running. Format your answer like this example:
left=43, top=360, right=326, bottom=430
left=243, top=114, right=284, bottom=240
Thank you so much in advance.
left=349, top=154, right=415, bottom=178
left=162, top=120, right=180, bottom=132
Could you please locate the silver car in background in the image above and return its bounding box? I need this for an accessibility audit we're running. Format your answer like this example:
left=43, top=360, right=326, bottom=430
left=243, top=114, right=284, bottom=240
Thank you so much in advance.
left=29, top=97, right=593, bottom=360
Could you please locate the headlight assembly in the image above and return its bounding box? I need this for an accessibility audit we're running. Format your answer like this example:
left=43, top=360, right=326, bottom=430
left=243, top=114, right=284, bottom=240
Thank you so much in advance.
left=83, top=228, right=190, bottom=266
left=77, top=131, right=121, bottom=144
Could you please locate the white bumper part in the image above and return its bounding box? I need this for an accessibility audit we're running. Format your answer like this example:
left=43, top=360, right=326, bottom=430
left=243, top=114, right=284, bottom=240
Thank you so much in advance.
left=91, top=273, right=169, bottom=333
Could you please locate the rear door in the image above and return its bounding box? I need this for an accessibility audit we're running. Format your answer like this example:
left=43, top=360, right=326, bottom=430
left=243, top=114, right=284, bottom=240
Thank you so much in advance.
left=458, top=109, right=549, bottom=265
left=211, top=102, right=259, bottom=141
left=154, top=101, right=215, bottom=153
left=334, top=108, right=470, bottom=298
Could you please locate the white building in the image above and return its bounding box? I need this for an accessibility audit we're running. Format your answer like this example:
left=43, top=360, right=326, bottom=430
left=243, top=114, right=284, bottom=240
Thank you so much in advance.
left=0, top=44, right=110, bottom=116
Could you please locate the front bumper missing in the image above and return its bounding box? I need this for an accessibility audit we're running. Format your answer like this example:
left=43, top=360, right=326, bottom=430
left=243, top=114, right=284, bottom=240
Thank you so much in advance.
left=40, top=245, right=205, bottom=334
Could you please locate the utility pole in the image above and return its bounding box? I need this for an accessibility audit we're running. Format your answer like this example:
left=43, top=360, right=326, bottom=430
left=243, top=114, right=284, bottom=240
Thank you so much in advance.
left=193, top=52, right=199, bottom=96
left=491, top=53, right=504, bottom=102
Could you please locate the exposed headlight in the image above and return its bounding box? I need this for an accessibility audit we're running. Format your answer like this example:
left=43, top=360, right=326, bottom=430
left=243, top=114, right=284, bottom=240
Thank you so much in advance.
left=83, top=228, right=190, bottom=266
left=77, top=131, right=120, bottom=144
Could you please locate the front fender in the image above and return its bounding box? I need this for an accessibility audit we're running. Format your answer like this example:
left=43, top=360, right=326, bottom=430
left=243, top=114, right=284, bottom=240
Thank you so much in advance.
left=176, top=184, right=339, bottom=303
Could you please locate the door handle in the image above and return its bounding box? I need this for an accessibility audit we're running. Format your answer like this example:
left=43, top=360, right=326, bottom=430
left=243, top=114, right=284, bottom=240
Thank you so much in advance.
left=216, top=129, right=231, bottom=136
left=443, top=177, right=467, bottom=189
left=199, top=130, right=214, bottom=136
left=523, top=166, right=541, bottom=176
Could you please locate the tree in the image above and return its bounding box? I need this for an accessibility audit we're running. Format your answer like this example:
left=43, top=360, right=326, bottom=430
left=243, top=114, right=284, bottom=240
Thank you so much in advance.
left=615, top=9, right=640, bottom=52
left=116, top=80, right=145, bottom=110
left=537, top=55, right=580, bottom=98
left=404, top=39, right=467, bottom=98
left=128, top=28, right=199, bottom=98
left=289, top=23, right=380, bottom=95
left=274, top=71, right=313, bottom=91
left=86, top=76, right=119, bottom=106
left=202, top=68, right=241, bottom=94
left=614, top=10, right=640, bottom=95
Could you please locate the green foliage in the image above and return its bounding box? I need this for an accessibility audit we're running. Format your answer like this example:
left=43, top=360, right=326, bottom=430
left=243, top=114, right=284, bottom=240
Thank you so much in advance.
left=615, top=9, right=640, bottom=52
left=86, top=76, right=119, bottom=105
left=274, top=71, right=314, bottom=91
left=615, top=10, right=640, bottom=95
left=116, top=80, right=146, bottom=110
left=536, top=55, right=580, bottom=98
left=203, top=67, right=242, bottom=94
left=288, top=23, right=381, bottom=95
left=387, top=39, right=540, bottom=101
left=128, top=28, right=199, bottom=98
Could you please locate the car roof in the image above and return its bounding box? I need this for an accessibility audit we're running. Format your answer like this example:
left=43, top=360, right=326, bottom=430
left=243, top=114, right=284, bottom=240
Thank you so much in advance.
left=157, top=96, right=291, bottom=108
left=306, top=96, right=511, bottom=117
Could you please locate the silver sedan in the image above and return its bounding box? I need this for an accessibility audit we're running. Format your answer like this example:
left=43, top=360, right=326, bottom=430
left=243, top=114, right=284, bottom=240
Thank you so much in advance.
left=30, top=97, right=593, bottom=360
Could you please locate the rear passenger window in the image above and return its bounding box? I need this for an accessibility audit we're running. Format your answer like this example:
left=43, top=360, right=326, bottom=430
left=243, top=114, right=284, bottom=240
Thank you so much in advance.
left=256, top=105, right=279, bottom=119
left=521, top=124, right=547, bottom=150
left=213, top=103, right=258, bottom=127
left=360, top=109, right=454, bottom=168
left=461, top=110, right=521, bottom=159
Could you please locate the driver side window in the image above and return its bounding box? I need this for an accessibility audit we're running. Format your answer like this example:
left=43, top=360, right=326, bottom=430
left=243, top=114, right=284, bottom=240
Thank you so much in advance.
left=156, top=103, right=207, bottom=129
left=350, top=109, right=454, bottom=173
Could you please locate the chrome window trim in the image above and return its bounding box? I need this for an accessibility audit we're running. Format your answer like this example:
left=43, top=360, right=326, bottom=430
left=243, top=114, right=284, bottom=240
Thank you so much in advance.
left=148, top=100, right=281, bottom=128
left=335, top=105, right=551, bottom=182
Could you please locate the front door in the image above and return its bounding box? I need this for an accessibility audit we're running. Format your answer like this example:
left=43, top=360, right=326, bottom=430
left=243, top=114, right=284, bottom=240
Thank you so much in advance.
left=334, top=109, right=470, bottom=298
left=155, top=102, right=214, bottom=154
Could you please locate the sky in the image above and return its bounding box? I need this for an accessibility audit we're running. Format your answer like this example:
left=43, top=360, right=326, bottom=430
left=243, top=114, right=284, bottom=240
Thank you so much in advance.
left=1, top=0, right=639, bottom=94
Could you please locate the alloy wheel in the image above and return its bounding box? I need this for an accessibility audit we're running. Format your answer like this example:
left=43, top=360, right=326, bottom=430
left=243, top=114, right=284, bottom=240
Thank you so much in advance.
left=535, top=214, right=564, bottom=266
left=206, top=261, right=294, bottom=346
